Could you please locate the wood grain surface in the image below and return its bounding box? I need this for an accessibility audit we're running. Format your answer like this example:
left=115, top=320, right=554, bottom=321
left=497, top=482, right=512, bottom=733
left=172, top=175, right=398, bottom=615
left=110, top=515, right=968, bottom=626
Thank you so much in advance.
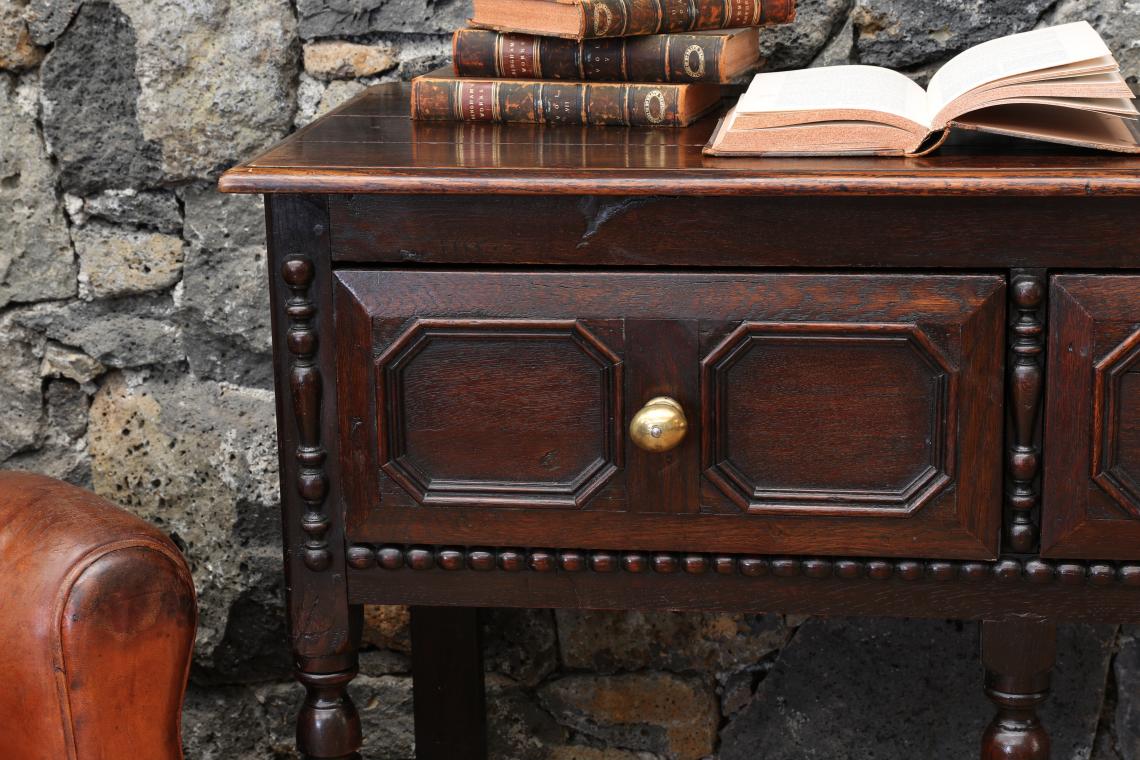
left=219, top=84, right=1140, bottom=196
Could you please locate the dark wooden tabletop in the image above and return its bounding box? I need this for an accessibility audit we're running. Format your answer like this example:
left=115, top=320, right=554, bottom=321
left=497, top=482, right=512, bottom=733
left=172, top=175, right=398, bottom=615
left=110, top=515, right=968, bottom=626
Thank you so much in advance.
left=219, top=82, right=1140, bottom=197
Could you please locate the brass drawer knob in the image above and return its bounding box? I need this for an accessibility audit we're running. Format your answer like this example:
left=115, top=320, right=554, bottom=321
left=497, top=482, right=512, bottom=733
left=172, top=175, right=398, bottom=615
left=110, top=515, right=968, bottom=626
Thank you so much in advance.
left=630, top=397, right=688, bottom=453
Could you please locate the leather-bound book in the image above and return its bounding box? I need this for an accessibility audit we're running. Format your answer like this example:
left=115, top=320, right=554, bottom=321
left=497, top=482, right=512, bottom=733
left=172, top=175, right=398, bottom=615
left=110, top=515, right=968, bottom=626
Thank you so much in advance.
left=453, top=28, right=761, bottom=84
left=469, top=0, right=795, bottom=41
left=411, top=68, right=721, bottom=127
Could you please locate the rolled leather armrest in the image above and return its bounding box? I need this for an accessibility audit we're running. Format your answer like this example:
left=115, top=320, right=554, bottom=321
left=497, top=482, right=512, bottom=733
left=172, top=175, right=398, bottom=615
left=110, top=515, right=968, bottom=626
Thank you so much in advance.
left=0, top=471, right=197, bottom=760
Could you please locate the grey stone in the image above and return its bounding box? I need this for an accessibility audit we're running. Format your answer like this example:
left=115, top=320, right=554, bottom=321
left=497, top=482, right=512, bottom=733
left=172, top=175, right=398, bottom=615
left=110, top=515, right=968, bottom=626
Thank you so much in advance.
left=354, top=674, right=415, bottom=759
left=539, top=672, right=718, bottom=760
left=760, top=0, right=853, bottom=71
left=40, top=2, right=165, bottom=194
left=296, top=0, right=471, bottom=39
left=1114, top=628, right=1140, bottom=760
left=115, top=0, right=298, bottom=181
left=360, top=648, right=412, bottom=676
left=0, top=320, right=44, bottom=463
left=852, top=0, right=1056, bottom=69
left=393, top=34, right=452, bottom=80
left=484, top=608, right=559, bottom=687
left=556, top=610, right=793, bottom=677
left=0, top=0, right=44, bottom=70
left=812, top=15, right=856, bottom=68
left=1048, top=0, right=1140, bottom=84
left=487, top=675, right=569, bottom=760
left=24, top=0, right=82, bottom=44
left=81, top=189, right=183, bottom=234
left=3, top=378, right=92, bottom=485
left=0, top=73, right=77, bottom=308
left=182, top=682, right=276, bottom=760
left=75, top=222, right=184, bottom=300
left=87, top=368, right=282, bottom=677
left=41, top=341, right=105, bottom=387
left=178, top=185, right=273, bottom=387
left=720, top=619, right=1115, bottom=760
left=15, top=296, right=186, bottom=368
left=296, top=75, right=370, bottom=127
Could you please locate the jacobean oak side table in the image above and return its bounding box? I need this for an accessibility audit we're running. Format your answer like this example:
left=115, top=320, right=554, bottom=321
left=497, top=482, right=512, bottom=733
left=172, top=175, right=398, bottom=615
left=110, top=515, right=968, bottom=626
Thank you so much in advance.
left=220, top=83, right=1140, bottom=760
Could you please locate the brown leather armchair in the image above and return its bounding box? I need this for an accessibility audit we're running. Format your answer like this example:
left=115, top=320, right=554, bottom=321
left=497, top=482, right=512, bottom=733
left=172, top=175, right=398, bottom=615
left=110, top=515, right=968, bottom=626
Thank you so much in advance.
left=0, top=472, right=197, bottom=760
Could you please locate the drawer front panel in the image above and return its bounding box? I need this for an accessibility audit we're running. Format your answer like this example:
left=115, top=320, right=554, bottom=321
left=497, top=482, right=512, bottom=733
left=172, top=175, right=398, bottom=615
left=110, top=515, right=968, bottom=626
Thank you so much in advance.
left=336, top=271, right=1005, bottom=559
left=701, top=322, right=954, bottom=515
left=377, top=319, right=623, bottom=507
left=1044, top=275, right=1140, bottom=559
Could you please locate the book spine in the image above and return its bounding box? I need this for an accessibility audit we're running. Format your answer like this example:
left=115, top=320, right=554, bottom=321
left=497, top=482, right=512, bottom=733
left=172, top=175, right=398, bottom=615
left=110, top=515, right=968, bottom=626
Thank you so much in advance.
left=453, top=29, right=729, bottom=83
left=581, top=0, right=793, bottom=38
left=412, top=78, right=683, bottom=127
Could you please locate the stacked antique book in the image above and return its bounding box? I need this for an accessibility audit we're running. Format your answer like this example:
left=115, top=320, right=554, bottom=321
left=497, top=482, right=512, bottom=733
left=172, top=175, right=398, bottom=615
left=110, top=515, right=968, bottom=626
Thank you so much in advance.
left=411, top=0, right=796, bottom=127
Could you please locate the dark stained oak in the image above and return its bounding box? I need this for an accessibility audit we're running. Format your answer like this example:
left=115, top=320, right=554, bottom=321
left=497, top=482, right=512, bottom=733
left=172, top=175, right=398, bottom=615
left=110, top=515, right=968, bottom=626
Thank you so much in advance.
left=223, top=83, right=1140, bottom=760
left=336, top=270, right=1005, bottom=560
left=1043, top=276, right=1140, bottom=559
left=219, top=85, right=1140, bottom=197
left=981, top=621, right=1056, bottom=760
left=410, top=607, right=486, bottom=760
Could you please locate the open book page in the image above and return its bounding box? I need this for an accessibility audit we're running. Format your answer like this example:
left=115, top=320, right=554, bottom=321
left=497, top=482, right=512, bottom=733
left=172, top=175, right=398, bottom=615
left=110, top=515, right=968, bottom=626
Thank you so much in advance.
left=926, top=21, right=1113, bottom=125
left=738, top=65, right=930, bottom=130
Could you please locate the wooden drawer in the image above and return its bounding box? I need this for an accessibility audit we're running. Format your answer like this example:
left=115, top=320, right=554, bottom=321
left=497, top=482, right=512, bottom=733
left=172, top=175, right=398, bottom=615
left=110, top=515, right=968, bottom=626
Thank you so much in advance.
left=335, top=271, right=1005, bottom=559
left=1043, top=275, right=1140, bottom=559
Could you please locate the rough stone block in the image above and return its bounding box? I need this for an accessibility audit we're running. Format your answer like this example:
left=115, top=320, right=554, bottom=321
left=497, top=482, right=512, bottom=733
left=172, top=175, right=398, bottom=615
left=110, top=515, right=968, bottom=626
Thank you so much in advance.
left=484, top=608, right=559, bottom=687
left=24, top=0, right=81, bottom=45
left=178, top=185, right=273, bottom=386
left=40, top=2, right=165, bottom=194
left=80, top=189, right=183, bottom=234
left=0, top=321, right=44, bottom=462
left=760, top=0, right=853, bottom=71
left=0, top=73, right=76, bottom=307
left=304, top=40, right=398, bottom=80
left=539, top=672, right=719, bottom=760
left=115, top=0, right=299, bottom=181
left=0, top=0, right=44, bottom=70
left=15, top=296, right=186, bottom=368
left=720, top=618, right=1115, bottom=760
left=75, top=222, right=184, bottom=300
left=852, top=0, right=1055, bottom=69
left=556, top=610, right=793, bottom=677
left=296, top=0, right=471, bottom=39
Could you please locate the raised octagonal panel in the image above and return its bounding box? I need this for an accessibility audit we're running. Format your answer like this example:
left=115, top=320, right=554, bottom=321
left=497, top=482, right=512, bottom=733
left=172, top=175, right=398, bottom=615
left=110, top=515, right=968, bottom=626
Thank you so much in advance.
left=1093, top=327, right=1140, bottom=518
left=702, top=322, right=957, bottom=516
left=376, top=319, right=623, bottom=508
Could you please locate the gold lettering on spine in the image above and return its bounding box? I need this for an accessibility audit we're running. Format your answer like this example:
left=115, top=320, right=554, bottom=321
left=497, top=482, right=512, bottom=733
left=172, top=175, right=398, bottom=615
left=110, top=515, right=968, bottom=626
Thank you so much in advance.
left=643, top=88, right=666, bottom=124
left=589, top=0, right=629, bottom=36
left=683, top=44, right=706, bottom=79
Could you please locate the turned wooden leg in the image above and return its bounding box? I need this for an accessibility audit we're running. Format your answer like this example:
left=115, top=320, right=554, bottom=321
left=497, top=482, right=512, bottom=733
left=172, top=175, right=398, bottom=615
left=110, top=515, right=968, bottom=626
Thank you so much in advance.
left=411, top=606, right=487, bottom=760
left=980, top=620, right=1057, bottom=760
left=297, top=666, right=363, bottom=760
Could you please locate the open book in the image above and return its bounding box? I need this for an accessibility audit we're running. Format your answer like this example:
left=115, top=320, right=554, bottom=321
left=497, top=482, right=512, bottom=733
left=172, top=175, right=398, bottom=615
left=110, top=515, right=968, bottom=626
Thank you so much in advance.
left=705, top=21, right=1140, bottom=157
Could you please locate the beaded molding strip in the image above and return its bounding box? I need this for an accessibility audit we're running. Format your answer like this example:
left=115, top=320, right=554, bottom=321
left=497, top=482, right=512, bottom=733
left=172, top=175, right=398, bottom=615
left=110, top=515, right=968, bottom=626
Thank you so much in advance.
left=346, top=544, right=1140, bottom=586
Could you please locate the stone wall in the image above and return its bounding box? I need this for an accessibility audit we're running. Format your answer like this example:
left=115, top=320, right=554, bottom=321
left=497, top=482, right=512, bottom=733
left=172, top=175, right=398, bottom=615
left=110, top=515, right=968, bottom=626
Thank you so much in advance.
left=1, top=1, right=1139, bottom=758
